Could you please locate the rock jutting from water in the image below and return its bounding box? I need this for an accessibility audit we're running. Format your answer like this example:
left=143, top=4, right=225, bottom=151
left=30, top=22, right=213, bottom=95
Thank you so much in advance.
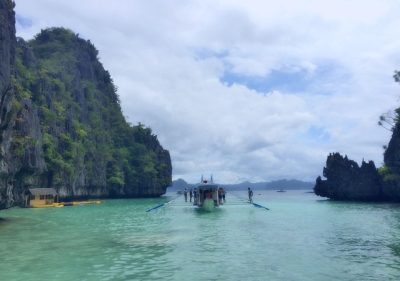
left=315, top=71, right=400, bottom=202
left=314, top=137, right=400, bottom=202
left=314, top=153, right=383, bottom=201
left=0, top=1, right=172, bottom=209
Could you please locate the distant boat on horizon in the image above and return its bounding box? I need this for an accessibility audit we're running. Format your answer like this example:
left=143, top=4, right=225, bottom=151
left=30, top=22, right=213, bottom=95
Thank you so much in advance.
left=276, top=189, right=286, bottom=193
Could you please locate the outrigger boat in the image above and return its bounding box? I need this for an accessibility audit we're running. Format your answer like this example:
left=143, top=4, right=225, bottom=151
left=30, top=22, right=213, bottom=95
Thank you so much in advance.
left=193, top=176, right=221, bottom=211
left=146, top=175, right=270, bottom=212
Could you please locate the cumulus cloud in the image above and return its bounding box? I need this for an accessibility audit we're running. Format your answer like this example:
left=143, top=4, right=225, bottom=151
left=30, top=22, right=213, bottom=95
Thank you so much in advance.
left=14, top=0, right=400, bottom=183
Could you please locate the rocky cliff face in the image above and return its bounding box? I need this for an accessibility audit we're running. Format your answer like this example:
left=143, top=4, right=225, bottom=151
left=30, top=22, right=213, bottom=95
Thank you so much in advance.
left=0, top=0, right=45, bottom=209
left=0, top=99, right=46, bottom=209
left=0, top=0, right=16, bottom=209
left=379, top=120, right=400, bottom=200
left=0, top=2, right=171, bottom=209
left=384, top=122, right=400, bottom=173
left=15, top=28, right=172, bottom=200
left=314, top=153, right=383, bottom=201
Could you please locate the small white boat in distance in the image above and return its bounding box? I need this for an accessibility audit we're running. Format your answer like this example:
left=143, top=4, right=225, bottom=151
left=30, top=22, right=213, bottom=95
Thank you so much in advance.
left=194, top=176, right=220, bottom=211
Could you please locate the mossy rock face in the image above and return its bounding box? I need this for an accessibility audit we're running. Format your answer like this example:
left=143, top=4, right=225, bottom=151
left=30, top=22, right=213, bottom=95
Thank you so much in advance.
left=0, top=4, right=171, bottom=208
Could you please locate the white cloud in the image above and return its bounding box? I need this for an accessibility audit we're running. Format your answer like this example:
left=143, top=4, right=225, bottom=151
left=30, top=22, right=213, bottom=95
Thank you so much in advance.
left=14, top=0, right=400, bottom=183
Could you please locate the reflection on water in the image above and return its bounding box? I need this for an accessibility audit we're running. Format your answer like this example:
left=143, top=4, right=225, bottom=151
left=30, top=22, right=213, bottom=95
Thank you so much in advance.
left=0, top=191, right=400, bottom=281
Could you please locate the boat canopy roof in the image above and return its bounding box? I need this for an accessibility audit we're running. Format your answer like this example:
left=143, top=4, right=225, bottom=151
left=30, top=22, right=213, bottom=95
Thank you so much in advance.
left=196, top=184, right=219, bottom=190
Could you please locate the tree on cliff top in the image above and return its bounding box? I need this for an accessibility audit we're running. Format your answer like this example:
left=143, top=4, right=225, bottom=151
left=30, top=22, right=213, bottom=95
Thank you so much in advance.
left=378, top=71, right=400, bottom=131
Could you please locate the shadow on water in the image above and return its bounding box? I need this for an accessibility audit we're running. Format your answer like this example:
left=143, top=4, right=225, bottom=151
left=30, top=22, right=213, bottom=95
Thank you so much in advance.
left=0, top=216, right=21, bottom=228
left=193, top=207, right=224, bottom=215
left=316, top=199, right=400, bottom=210
left=389, top=243, right=400, bottom=257
left=387, top=212, right=400, bottom=260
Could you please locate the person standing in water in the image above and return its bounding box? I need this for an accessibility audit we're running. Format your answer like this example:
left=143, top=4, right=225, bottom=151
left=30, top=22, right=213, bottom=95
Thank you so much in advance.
left=184, top=188, right=188, bottom=202
left=218, top=188, right=223, bottom=204
left=248, top=187, right=253, bottom=203
left=189, top=189, right=193, bottom=202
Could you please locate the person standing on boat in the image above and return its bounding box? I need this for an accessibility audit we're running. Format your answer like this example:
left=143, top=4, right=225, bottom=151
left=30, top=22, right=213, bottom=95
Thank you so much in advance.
left=193, top=188, right=197, bottom=204
left=222, top=188, right=226, bottom=203
left=189, top=189, right=193, bottom=202
left=248, top=187, right=253, bottom=203
left=184, top=188, right=188, bottom=202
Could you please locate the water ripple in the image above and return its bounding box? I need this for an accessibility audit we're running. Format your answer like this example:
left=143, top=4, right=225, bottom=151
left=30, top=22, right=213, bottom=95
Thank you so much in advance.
left=1, top=192, right=400, bottom=280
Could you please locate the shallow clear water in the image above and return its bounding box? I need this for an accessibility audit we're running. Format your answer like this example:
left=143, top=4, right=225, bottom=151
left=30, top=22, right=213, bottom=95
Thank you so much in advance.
left=1, top=190, right=400, bottom=281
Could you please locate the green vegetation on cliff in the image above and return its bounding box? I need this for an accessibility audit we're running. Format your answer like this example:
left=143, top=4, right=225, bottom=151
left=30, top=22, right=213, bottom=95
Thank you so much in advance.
left=377, top=70, right=400, bottom=200
left=10, top=27, right=171, bottom=198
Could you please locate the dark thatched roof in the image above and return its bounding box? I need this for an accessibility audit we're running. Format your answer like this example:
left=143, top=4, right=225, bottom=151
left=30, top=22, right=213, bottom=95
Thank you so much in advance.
left=28, top=188, right=57, bottom=196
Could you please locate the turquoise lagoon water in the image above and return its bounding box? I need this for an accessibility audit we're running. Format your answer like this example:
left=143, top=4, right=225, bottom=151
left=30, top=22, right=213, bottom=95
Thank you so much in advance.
left=1, top=190, right=400, bottom=281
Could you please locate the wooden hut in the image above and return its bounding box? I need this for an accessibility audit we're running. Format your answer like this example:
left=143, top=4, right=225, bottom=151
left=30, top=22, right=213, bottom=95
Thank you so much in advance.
left=27, top=188, right=58, bottom=208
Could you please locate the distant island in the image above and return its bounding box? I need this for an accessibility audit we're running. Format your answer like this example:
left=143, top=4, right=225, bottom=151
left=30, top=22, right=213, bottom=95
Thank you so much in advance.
left=314, top=71, right=400, bottom=202
left=0, top=1, right=171, bottom=210
left=169, top=178, right=313, bottom=191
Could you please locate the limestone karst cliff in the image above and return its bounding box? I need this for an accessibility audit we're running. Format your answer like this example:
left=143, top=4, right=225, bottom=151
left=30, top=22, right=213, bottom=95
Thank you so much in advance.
left=314, top=153, right=383, bottom=201
left=0, top=1, right=172, bottom=209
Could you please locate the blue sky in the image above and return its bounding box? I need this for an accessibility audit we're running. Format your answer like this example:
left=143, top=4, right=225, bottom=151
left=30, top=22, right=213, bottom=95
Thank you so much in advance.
left=221, top=69, right=310, bottom=93
left=16, top=14, right=32, bottom=28
left=14, top=0, right=400, bottom=183
left=219, top=57, right=351, bottom=95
